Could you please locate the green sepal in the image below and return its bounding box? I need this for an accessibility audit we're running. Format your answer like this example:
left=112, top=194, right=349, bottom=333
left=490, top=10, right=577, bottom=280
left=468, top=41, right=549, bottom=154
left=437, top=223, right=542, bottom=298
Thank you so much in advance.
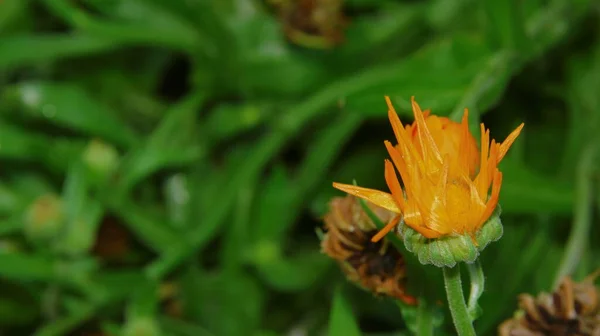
left=398, top=205, right=503, bottom=268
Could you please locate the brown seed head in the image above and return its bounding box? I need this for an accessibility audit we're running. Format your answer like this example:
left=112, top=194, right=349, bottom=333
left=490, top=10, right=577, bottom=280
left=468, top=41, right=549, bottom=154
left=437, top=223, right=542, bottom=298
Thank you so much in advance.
left=499, top=271, right=600, bottom=336
left=321, top=195, right=416, bottom=304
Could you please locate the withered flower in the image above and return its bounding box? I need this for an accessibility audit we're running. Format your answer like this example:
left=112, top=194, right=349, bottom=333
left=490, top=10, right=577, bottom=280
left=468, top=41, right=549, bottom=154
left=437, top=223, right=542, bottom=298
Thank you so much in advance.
left=269, top=0, right=348, bottom=49
left=499, top=271, right=600, bottom=336
left=321, top=195, right=416, bottom=304
left=333, top=96, right=524, bottom=267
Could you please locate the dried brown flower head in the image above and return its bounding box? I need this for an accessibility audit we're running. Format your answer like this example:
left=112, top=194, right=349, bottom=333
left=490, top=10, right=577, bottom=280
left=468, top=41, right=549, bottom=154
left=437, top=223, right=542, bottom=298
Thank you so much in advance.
left=269, top=0, right=348, bottom=49
left=499, top=271, right=600, bottom=336
left=321, top=195, right=416, bottom=304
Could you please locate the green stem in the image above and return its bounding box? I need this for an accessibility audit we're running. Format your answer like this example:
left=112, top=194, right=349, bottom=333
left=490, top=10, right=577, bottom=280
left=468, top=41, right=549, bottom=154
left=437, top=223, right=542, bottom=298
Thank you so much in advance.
left=443, top=265, right=476, bottom=336
left=553, top=143, right=596, bottom=289
left=466, top=260, right=485, bottom=321
left=416, top=297, right=433, bottom=336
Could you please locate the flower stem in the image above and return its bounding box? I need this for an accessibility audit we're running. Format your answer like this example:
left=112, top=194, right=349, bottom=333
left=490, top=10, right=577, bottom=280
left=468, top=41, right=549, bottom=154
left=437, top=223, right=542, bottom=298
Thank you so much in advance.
left=416, top=297, right=433, bottom=336
left=466, top=260, right=485, bottom=321
left=443, top=265, right=476, bottom=336
left=553, top=143, right=596, bottom=289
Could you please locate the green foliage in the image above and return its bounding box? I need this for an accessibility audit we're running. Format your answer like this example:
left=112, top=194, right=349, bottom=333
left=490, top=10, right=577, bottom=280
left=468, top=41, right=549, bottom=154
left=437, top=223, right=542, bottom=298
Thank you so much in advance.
left=0, top=0, right=598, bottom=335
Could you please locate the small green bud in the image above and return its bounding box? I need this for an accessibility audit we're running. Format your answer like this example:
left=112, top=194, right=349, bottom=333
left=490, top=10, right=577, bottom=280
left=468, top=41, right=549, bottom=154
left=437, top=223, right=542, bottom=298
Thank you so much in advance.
left=82, top=138, right=119, bottom=180
left=398, top=206, right=503, bottom=268
left=122, top=317, right=161, bottom=336
left=23, top=194, right=64, bottom=244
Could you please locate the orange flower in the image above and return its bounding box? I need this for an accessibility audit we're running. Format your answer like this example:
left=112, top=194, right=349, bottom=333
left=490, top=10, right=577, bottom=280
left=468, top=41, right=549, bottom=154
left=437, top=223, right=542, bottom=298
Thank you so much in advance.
left=333, top=96, right=524, bottom=243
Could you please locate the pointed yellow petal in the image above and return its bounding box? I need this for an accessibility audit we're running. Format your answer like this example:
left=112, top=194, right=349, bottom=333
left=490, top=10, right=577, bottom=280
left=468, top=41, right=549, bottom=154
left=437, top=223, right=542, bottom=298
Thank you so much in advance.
left=411, top=96, right=442, bottom=163
left=384, top=141, right=413, bottom=196
left=475, top=124, right=490, bottom=197
left=479, top=171, right=502, bottom=229
left=459, top=108, right=474, bottom=175
left=371, top=215, right=401, bottom=243
left=385, top=96, right=406, bottom=146
left=384, top=159, right=405, bottom=210
left=332, top=182, right=400, bottom=214
left=497, top=123, right=524, bottom=163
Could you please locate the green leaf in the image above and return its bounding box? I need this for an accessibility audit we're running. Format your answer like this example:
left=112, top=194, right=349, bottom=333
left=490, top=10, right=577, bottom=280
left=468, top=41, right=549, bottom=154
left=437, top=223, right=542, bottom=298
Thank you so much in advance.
left=2, top=82, right=138, bottom=147
left=117, top=92, right=206, bottom=192
left=159, top=317, right=215, bottom=336
left=253, top=165, right=294, bottom=243
left=41, top=0, right=205, bottom=53
left=345, top=34, right=493, bottom=116
left=449, top=50, right=519, bottom=120
left=499, top=159, right=574, bottom=214
left=0, top=122, right=84, bottom=171
left=0, top=0, right=30, bottom=33
left=57, top=161, right=104, bottom=256
left=483, top=0, right=528, bottom=51
left=255, top=112, right=362, bottom=243
left=0, top=34, right=119, bottom=70
left=0, top=253, right=56, bottom=281
left=328, top=287, right=361, bottom=336
left=221, top=181, right=256, bottom=272
left=126, top=281, right=160, bottom=319
left=254, top=249, right=331, bottom=292
left=102, top=196, right=180, bottom=254
left=0, top=281, right=40, bottom=326
left=179, top=267, right=264, bottom=336
left=204, top=102, right=276, bottom=142
left=561, top=43, right=600, bottom=176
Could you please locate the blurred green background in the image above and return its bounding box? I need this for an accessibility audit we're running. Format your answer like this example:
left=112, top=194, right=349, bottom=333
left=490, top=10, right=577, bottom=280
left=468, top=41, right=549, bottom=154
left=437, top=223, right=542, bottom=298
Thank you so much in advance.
left=0, top=0, right=598, bottom=335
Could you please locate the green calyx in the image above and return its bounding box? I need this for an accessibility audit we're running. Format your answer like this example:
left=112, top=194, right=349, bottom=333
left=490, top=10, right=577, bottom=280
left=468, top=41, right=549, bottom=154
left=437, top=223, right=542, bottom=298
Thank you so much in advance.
left=398, top=206, right=503, bottom=268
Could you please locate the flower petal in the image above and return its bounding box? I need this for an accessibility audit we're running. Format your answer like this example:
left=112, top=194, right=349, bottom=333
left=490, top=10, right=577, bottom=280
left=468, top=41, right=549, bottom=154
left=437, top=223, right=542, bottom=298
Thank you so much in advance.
left=497, top=123, right=525, bottom=163
left=332, top=182, right=400, bottom=214
left=479, top=171, right=502, bottom=229
left=371, top=214, right=401, bottom=242
left=411, top=96, right=442, bottom=164
left=385, top=141, right=413, bottom=197
left=384, top=159, right=405, bottom=210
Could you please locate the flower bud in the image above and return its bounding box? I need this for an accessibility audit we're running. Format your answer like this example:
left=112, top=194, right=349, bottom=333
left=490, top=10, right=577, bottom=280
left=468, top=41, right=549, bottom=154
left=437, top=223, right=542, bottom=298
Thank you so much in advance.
left=82, top=138, right=119, bottom=181
left=23, top=194, right=64, bottom=244
left=122, top=317, right=160, bottom=336
left=333, top=96, right=523, bottom=267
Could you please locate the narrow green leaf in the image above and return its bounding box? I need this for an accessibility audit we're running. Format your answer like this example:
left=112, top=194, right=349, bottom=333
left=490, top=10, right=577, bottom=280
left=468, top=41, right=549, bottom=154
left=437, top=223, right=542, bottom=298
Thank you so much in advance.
left=254, top=250, right=331, bottom=292
left=0, top=122, right=83, bottom=170
left=3, top=82, right=138, bottom=147
left=117, top=92, right=206, bottom=192
left=221, top=181, right=256, bottom=272
left=159, top=317, right=215, bottom=336
left=0, top=0, right=30, bottom=33
left=58, top=162, right=104, bottom=256
left=126, top=281, right=160, bottom=319
left=102, top=196, right=180, bottom=254
left=41, top=0, right=205, bottom=53
left=499, top=159, right=574, bottom=214
left=329, top=287, right=361, bottom=336
left=483, top=0, right=528, bottom=50
left=34, top=303, right=96, bottom=336
left=0, top=34, right=119, bottom=69
left=0, top=253, right=55, bottom=281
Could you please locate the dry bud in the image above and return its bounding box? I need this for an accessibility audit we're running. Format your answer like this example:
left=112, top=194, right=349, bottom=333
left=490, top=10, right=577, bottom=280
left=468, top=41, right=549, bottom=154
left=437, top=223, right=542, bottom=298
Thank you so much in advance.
left=499, top=271, right=600, bottom=336
left=321, top=195, right=416, bottom=304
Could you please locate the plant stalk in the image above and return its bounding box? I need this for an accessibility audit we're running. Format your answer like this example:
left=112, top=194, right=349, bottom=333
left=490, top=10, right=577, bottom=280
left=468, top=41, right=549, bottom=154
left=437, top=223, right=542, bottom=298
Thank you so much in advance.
left=416, top=296, right=434, bottom=336
left=443, top=265, right=476, bottom=336
left=466, top=260, right=485, bottom=321
left=553, top=143, right=596, bottom=289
